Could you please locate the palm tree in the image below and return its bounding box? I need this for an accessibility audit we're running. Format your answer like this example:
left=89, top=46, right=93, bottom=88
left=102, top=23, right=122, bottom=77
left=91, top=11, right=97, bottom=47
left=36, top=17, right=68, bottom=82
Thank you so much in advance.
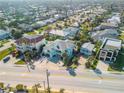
left=24, top=51, right=31, bottom=62
left=32, top=48, right=38, bottom=58
left=62, top=51, right=69, bottom=66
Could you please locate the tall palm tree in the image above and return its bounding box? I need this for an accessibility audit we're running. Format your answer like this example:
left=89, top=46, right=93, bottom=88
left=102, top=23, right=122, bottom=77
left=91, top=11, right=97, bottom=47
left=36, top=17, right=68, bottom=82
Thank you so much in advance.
left=62, top=51, right=69, bottom=66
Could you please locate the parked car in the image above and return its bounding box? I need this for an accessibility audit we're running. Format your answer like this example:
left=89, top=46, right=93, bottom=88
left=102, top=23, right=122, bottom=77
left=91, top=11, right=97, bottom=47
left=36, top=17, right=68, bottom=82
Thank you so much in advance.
left=3, top=56, right=10, bottom=63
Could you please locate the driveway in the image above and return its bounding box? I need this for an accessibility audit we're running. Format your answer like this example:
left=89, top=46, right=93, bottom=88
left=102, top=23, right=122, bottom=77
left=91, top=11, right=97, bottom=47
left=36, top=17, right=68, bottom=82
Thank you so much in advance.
left=97, top=61, right=109, bottom=72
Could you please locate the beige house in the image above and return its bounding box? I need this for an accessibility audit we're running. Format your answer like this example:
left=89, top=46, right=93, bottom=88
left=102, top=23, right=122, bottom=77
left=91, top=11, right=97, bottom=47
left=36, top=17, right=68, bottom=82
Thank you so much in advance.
left=15, top=34, right=46, bottom=53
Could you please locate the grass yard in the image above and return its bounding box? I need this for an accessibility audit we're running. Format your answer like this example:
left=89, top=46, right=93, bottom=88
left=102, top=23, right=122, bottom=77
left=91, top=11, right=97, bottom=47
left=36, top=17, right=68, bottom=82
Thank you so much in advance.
left=119, top=32, right=124, bottom=41
left=28, top=89, right=60, bottom=93
left=26, top=31, right=37, bottom=35
left=0, top=47, right=15, bottom=61
left=0, top=39, right=9, bottom=47
left=14, top=60, right=26, bottom=65
left=0, top=39, right=9, bottom=45
left=109, top=48, right=124, bottom=71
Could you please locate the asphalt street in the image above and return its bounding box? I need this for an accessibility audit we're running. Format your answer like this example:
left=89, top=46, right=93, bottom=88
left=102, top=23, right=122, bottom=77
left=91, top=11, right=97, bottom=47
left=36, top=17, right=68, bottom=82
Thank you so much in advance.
left=0, top=62, right=124, bottom=93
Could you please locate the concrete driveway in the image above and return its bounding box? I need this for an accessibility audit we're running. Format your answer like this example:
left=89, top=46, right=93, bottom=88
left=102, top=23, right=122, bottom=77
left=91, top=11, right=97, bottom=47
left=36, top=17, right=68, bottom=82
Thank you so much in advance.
left=97, top=61, right=109, bottom=72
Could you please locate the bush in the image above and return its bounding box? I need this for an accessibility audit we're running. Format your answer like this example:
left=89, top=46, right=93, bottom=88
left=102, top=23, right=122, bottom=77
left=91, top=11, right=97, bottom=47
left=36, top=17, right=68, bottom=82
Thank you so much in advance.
left=16, top=84, right=24, bottom=90
left=85, top=62, right=91, bottom=69
left=91, top=59, right=98, bottom=70
left=60, top=88, right=65, bottom=93
left=0, top=82, right=4, bottom=89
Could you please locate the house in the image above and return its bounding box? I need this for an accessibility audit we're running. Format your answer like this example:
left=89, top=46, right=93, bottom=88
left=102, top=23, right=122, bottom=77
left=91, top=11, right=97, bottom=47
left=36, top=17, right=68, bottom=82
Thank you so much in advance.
left=18, top=24, right=33, bottom=32
left=80, top=42, right=95, bottom=56
left=99, top=38, right=122, bottom=63
left=100, top=23, right=118, bottom=30
left=33, top=21, right=47, bottom=29
left=45, top=18, right=56, bottom=24
left=49, top=29, right=69, bottom=37
left=72, top=22, right=80, bottom=27
left=98, top=14, right=121, bottom=30
left=90, top=29, right=119, bottom=42
left=49, top=27, right=80, bottom=39
left=0, top=30, right=11, bottom=40
left=42, top=39, right=75, bottom=60
left=15, top=34, right=46, bottom=53
left=107, top=15, right=121, bottom=26
left=0, top=11, right=4, bottom=18
left=63, top=27, right=80, bottom=39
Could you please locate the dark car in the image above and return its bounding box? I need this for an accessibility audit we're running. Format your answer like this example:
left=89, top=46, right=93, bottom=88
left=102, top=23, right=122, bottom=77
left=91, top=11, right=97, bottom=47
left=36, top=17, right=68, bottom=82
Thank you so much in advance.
left=3, top=56, right=10, bottom=63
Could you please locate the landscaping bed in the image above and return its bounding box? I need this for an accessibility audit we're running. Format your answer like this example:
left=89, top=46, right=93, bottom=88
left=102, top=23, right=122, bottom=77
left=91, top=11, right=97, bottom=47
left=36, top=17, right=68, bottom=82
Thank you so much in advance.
left=108, top=48, right=124, bottom=72
left=14, top=60, right=26, bottom=65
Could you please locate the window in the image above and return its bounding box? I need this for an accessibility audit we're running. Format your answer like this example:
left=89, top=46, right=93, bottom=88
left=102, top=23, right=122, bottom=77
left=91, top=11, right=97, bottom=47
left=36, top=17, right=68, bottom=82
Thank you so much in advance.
left=100, top=51, right=106, bottom=56
left=100, top=57, right=105, bottom=61
left=106, top=57, right=111, bottom=61
left=107, top=52, right=112, bottom=57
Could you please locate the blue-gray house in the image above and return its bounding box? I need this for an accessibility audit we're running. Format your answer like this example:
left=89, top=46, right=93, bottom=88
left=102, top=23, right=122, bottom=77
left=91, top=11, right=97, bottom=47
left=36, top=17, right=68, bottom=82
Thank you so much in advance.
left=42, top=39, right=75, bottom=61
left=0, top=30, right=10, bottom=40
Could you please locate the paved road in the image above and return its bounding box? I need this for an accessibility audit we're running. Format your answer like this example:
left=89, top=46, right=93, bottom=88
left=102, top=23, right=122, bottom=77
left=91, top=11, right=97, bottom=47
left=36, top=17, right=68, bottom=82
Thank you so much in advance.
left=0, top=62, right=124, bottom=93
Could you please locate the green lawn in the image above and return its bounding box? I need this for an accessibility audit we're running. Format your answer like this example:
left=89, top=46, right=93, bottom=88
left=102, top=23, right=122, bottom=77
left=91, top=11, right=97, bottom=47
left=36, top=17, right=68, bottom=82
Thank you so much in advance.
left=0, top=47, right=15, bottom=61
left=26, top=31, right=37, bottom=35
left=0, top=39, right=9, bottom=47
left=109, top=48, right=124, bottom=71
left=119, top=32, right=124, bottom=41
left=28, top=89, right=60, bottom=93
left=14, top=60, right=26, bottom=65
left=0, top=39, right=9, bottom=45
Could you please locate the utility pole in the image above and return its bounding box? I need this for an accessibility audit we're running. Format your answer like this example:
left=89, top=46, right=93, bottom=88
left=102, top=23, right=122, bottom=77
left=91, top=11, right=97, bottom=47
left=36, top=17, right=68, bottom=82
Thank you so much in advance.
left=46, top=69, right=50, bottom=93
left=24, top=55, right=30, bottom=72
left=43, top=81, right=46, bottom=93
left=26, top=62, right=30, bottom=72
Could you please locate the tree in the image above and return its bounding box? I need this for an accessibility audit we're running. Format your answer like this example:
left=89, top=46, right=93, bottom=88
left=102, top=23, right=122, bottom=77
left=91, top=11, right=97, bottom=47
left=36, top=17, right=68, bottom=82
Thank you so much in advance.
left=72, top=56, right=78, bottom=65
left=15, top=84, right=28, bottom=93
left=0, top=18, right=6, bottom=29
left=11, top=29, right=22, bottom=39
left=75, top=41, right=81, bottom=53
left=85, top=62, right=91, bottom=69
left=32, top=48, right=38, bottom=58
left=0, top=82, right=4, bottom=89
left=62, top=52, right=69, bottom=66
left=59, top=88, right=65, bottom=93
left=39, top=44, right=45, bottom=53
left=16, top=84, right=24, bottom=90
left=24, top=50, right=32, bottom=62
